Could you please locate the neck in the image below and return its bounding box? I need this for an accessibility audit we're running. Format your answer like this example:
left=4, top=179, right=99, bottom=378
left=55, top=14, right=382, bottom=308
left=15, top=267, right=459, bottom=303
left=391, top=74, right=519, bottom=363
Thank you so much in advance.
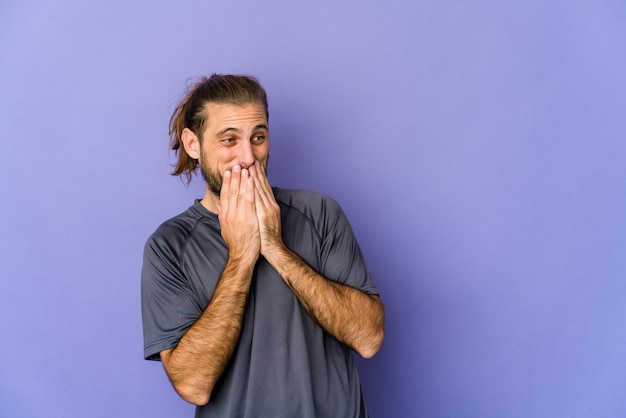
left=200, top=187, right=220, bottom=214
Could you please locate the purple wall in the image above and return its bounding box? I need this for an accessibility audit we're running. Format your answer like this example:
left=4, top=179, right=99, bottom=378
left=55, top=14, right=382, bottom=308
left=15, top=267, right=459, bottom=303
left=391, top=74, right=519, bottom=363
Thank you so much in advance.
left=1, top=1, right=625, bottom=417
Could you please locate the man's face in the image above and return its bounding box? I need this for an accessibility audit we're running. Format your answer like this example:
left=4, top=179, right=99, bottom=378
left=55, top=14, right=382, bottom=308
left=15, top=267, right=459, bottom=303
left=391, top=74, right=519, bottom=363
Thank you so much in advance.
left=198, top=102, right=270, bottom=197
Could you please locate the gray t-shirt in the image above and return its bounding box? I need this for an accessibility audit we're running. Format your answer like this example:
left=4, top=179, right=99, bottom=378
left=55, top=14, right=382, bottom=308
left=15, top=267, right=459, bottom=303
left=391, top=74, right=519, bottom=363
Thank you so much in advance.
left=141, top=188, right=378, bottom=418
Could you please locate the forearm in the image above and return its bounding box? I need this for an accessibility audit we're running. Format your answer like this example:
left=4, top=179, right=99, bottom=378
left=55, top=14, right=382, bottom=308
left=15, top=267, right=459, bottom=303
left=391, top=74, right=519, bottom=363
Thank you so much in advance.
left=161, top=257, right=255, bottom=405
left=264, top=246, right=385, bottom=358
left=250, top=161, right=384, bottom=355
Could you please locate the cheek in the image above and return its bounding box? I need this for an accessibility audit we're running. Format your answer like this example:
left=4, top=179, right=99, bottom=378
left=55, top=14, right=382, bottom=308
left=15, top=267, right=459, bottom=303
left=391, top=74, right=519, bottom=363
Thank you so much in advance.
left=212, top=150, right=238, bottom=172
left=253, top=144, right=270, bottom=160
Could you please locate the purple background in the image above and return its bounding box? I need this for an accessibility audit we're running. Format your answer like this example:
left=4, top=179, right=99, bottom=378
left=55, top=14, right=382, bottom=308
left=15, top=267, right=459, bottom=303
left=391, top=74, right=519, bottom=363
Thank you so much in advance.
left=1, top=1, right=626, bottom=417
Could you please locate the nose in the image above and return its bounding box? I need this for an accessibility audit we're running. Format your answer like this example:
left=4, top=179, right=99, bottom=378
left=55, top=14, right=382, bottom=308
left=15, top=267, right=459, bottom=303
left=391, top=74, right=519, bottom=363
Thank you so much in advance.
left=238, top=140, right=255, bottom=168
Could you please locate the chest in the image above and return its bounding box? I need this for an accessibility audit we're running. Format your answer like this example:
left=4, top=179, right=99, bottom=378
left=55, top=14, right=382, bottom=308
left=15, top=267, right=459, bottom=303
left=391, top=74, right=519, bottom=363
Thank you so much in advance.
left=181, top=212, right=323, bottom=310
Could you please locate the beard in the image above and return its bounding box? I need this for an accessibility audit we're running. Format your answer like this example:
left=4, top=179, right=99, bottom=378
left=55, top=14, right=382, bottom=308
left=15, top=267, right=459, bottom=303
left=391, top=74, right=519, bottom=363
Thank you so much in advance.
left=199, top=150, right=224, bottom=198
left=199, top=148, right=269, bottom=198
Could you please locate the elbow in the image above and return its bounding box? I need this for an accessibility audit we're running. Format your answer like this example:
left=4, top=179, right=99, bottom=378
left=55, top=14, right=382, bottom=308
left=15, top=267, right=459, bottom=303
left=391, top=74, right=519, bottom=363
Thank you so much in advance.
left=357, top=295, right=385, bottom=359
left=356, top=326, right=385, bottom=359
left=174, top=383, right=212, bottom=406
left=161, top=349, right=214, bottom=406
left=186, top=394, right=211, bottom=407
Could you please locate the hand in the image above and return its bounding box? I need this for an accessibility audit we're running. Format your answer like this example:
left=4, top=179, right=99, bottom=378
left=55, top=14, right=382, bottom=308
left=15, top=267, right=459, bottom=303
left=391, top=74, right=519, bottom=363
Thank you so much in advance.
left=249, top=160, right=284, bottom=257
left=218, top=164, right=261, bottom=263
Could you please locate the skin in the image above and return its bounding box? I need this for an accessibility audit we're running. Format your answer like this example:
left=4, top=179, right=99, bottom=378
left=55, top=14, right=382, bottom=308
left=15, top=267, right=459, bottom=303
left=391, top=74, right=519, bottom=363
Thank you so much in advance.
left=159, top=102, right=385, bottom=406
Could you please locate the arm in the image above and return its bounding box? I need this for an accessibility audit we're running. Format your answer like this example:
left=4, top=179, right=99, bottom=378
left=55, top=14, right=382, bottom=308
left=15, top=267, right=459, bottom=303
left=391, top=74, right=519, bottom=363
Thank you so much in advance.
left=250, top=161, right=385, bottom=358
left=161, top=165, right=260, bottom=405
left=265, top=245, right=384, bottom=358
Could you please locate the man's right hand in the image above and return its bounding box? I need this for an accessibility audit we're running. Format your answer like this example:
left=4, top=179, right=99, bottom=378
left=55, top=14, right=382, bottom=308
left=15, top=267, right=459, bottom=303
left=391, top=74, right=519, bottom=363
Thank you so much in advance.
left=218, top=164, right=261, bottom=263
left=161, top=163, right=261, bottom=406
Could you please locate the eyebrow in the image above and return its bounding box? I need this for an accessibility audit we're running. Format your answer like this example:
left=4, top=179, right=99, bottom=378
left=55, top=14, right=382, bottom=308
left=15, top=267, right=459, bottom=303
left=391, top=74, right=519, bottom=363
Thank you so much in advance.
left=216, top=124, right=269, bottom=137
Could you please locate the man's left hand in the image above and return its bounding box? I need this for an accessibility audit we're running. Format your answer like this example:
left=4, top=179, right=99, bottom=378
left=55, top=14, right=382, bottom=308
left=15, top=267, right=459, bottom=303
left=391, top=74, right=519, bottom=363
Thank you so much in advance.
left=250, top=160, right=284, bottom=257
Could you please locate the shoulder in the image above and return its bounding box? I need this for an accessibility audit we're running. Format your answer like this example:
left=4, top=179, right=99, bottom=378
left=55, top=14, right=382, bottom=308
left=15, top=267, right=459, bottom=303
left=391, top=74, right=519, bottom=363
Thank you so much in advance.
left=273, top=187, right=347, bottom=234
left=144, top=203, right=207, bottom=257
left=274, top=187, right=342, bottom=216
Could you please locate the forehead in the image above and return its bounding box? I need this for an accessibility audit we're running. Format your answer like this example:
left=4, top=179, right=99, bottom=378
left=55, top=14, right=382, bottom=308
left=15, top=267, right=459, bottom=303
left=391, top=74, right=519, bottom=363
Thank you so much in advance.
left=203, top=102, right=267, bottom=131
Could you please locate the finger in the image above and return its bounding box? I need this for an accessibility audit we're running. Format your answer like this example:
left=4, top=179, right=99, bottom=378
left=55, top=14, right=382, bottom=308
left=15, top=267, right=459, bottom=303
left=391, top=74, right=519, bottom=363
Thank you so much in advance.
left=251, top=161, right=274, bottom=202
left=248, top=162, right=263, bottom=198
left=228, top=164, right=243, bottom=206
left=244, top=176, right=256, bottom=209
left=220, top=169, right=232, bottom=212
left=248, top=162, right=260, bottom=192
left=239, top=167, right=253, bottom=208
left=251, top=160, right=269, bottom=186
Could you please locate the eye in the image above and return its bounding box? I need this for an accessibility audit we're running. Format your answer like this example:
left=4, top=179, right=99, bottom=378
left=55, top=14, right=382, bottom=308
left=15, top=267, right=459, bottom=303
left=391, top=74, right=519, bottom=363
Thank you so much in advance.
left=221, top=137, right=235, bottom=145
left=251, top=135, right=266, bottom=144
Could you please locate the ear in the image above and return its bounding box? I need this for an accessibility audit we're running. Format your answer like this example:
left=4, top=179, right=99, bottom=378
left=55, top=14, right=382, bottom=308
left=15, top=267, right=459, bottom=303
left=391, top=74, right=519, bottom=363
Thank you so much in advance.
left=181, top=128, right=201, bottom=159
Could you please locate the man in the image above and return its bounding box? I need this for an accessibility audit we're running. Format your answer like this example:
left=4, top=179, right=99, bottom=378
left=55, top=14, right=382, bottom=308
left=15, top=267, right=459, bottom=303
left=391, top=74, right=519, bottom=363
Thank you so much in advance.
left=141, top=74, right=384, bottom=418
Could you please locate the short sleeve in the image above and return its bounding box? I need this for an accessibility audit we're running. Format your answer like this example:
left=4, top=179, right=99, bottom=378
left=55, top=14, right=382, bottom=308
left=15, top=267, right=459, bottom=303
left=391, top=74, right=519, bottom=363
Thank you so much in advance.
left=141, top=232, right=202, bottom=361
left=319, top=197, right=379, bottom=296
